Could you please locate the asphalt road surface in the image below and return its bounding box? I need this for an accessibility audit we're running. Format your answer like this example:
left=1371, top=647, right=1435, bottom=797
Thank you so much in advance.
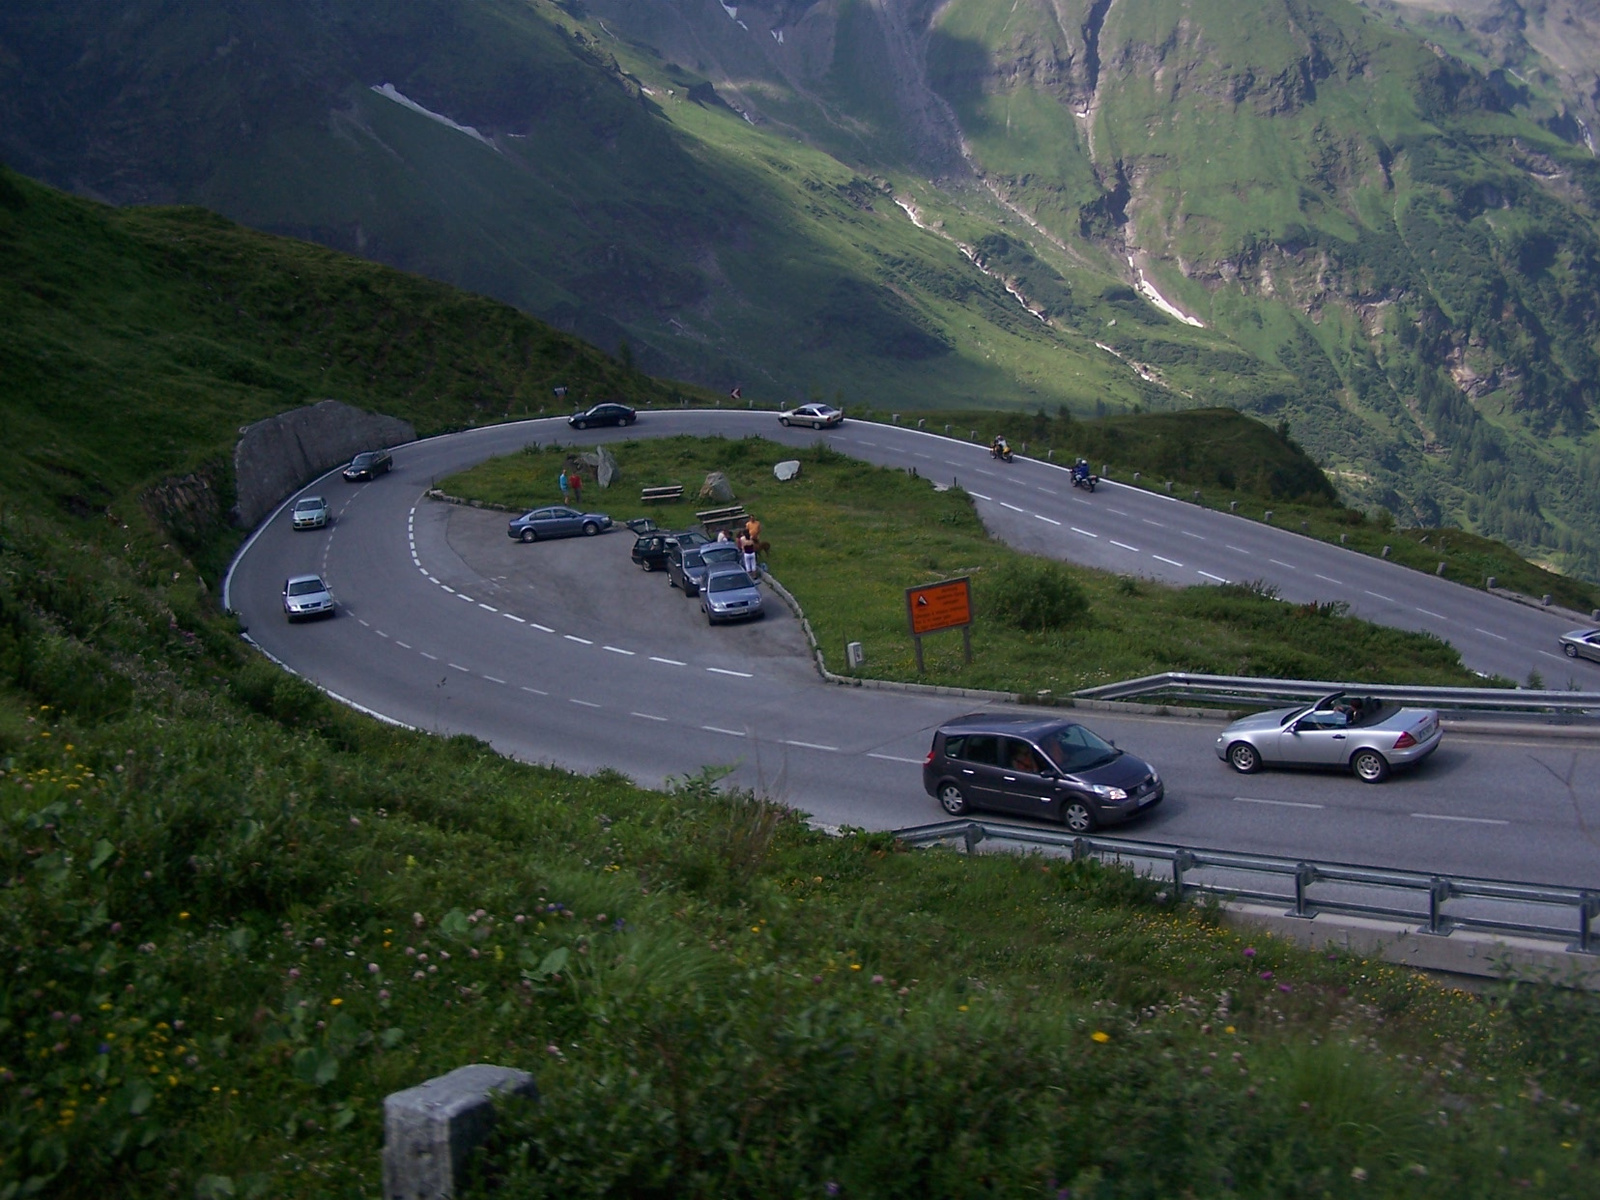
left=225, top=412, right=1600, bottom=887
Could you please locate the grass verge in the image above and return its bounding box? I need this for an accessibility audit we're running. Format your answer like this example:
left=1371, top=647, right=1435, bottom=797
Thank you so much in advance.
left=442, top=436, right=1483, bottom=691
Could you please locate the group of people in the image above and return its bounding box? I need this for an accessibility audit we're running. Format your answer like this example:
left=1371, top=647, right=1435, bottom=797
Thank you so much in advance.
left=716, top=515, right=764, bottom=577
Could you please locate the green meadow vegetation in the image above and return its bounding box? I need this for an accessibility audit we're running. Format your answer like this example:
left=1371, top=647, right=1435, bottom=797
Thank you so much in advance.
left=6, top=161, right=1600, bottom=1196
left=443, top=436, right=1482, bottom=691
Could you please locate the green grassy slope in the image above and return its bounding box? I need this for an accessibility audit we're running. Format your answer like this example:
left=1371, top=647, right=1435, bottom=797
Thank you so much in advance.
left=3, top=175, right=1599, bottom=1195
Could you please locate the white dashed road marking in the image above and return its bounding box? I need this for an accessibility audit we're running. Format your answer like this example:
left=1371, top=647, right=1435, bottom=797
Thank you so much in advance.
left=1269, top=559, right=1295, bottom=569
left=375, top=630, right=389, bottom=638
left=604, top=646, right=635, bottom=656
left=1142, top=518, right=1164, bottom=528
left=703, top=726, right=747, bottom=737
left=484, top=676, right=506, bottom=685
left=1411, top=813, right=1509, bottom=826
left=868, top=753, right=924, bottom=765
left=1416, top=608, right=1445, bottom=620
left=420, top=652, right=438, bottom=661
left=1198, top=571, right=1228, bottom=583
left=1474, top=628, right=1509, bottom=642
left=521, top=686, right=547, bottom=696
left=1364, top=591, right=1395, bottom=603
left=969, top=491, right=992, bottom=501
left=1183, top=531, right=1206, bottom=540
left=531, top=623, right=554, bottom=633
left=1226, top=545, right=1249, bottom=554
left=565, top=635, right=593, bottom=645
left=1110, top=540, right=1140, bottom=552
left=1316, top=574, right=1342, bottom=585
left=1234, top=796, right=1324, bottom=810
left=1001, top=502, right=1026, bottom=513
left=504, top=613, right=526, bottom=623
left=785, top=740, right=838, bottom=752
left=707, top=667, right=753, bottom=678
left=571, top=699, right=601, bottom=708
left=631, top=711, right=668, bottom=721
left=1071, top=527, right=1098, bottom=538
left=651, top=656, right=687, bottom=666
left=1539, top=650, right=1564, bottom=661
left=396, top=642, right=411, bottom=649
left=478, top=603, right=498, bottom=613
left=1034, top=514, right=1061, bottom=526
left=449, top=663, right=469, bottom=672
left=1152, top=555, right=1183, bottom=568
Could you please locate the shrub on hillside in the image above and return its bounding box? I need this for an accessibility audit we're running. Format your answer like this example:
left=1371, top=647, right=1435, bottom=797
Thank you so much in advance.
left=985, top=560, right=1089, bottom=632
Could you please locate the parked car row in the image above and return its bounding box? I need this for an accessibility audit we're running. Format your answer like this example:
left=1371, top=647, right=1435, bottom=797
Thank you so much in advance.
left=631, top=527, right=763, bottom=625
left=922, top=692, right=1444, bottom=832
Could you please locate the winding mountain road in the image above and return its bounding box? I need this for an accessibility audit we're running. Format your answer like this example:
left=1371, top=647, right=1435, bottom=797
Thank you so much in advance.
left=225, top=412, right=1600, bottom=886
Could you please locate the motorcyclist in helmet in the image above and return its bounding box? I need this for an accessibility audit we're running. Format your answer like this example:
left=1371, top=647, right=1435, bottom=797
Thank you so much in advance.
left=1072, top=457, right=1090, bottom=484
left=991, top=435, right=1011, bottom=460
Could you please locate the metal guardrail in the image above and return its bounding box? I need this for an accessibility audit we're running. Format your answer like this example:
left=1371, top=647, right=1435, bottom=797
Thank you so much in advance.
left=892, top=820, right=1600, bottom=953
left=1072, top=671, right=1600, bottom=718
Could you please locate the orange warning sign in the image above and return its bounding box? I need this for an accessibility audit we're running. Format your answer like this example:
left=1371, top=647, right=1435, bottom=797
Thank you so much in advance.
left=906, top=577, right=973, bottom=636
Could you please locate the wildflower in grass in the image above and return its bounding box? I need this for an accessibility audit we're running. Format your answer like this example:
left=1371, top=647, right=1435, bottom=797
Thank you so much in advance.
left=368, top=963, right=380, bottom=973
left=1351, top=1167, right=1368, bottom=1181
left=871, top=975, right=885, bottom=985
left=1259, top=971, right=1273, bottom=980
left=1242, top=946, right=1256, bottom=958
left=378, top=989, right=391, bottom=1000
left=1091, top=1031, right=1111, bottom=1044
left=1278, top=983, right=1292, bottom=993
left=330, top=998, right=343, bottom=1006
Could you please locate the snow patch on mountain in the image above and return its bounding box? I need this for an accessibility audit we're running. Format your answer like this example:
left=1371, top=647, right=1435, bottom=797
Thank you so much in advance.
left=1128, top=256, right=1203, bottom=327
left=371, top=84, right=498, bottom=151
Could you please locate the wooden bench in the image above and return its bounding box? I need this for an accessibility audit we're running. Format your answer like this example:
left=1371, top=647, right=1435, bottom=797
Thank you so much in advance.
left=641, top=484, right=684, bottom=503
left=696, top=504, right=749, bottom=536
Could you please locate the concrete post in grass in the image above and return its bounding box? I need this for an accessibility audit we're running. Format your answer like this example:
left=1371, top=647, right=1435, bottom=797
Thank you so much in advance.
left=383, top=1064, right=538, bottom=1199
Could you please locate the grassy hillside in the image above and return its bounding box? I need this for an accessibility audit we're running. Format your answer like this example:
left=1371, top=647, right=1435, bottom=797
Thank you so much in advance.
left=3, top=165, right=1600, bottom=1196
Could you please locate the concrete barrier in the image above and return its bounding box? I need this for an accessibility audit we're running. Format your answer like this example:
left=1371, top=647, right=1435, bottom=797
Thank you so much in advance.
left=383, top=1063, right=537, bottom=1199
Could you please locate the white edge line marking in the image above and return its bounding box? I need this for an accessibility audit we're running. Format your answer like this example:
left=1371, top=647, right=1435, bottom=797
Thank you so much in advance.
left=571, top=699, right=601, bottom=708
left=1034, top=514, right=1062, bottom=525
left=1110, top=540, right=1140, bottom=552
left=565, top=635, right=593, bottom=645
left=1416, top=608, right=1445, bottom=620
left=631, top=711, right=668, bottom=721
left=968, top=491, right=992, bottom=501
left=1473, top=627, right=1510, bottom=642
left=449, top=662, right=469, bottom=672
left=530, top=623, right=554, bottom=633
left=1198, top=571, right=1228, bottom=583
left=1364, top=590, right=1395, bottom=602
left=1410, top=812, right=1510, bottom=826
left=1315, top=574, right=1342, bottom=584
left=504, top=613, right=526, bottom=623
left=604, top=645, right=636, bottom=656
left=784, top=740, right=838, bottom=751
left=483, top=676, right=506, bottom=684
left=1152, top=555, right=1183, bottom=567
left=868, top=753, right=924, bottom=765
left=702, top=725, right=747, bottom=737
left=651, top=656, right=687, bottom=666
left=521, top=686, right=548, bottom=695
left=1233, top=796, right=1325, bottom=809
left=707, top=667, right=753, bottom=677
left=1070, top=527, right=1099, bottom=538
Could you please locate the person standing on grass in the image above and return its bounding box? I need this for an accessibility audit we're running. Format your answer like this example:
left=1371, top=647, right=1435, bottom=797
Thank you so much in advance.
left=740, top=532, right=758, bottom=577
left=559, top=469, right=570, bottom=504
left=570, top=470, right=583, bottom=507
left=745, top=515, right=762, bottom=545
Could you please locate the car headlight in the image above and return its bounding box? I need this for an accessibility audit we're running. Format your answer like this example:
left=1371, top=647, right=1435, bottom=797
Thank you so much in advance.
left=1087, top=784, right=1128, bottom=801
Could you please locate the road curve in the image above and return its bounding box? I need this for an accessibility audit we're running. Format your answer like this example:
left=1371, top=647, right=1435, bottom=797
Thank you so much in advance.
left=225, top=412, right=1600, bottom=886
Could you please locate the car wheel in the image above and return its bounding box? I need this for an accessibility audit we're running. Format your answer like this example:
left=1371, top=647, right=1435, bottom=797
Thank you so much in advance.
left=575, top=419, right=588, bottom=430
left=668, top=574, right=678, bottom=589
left=1062, top=801, right=1096, bottom=833
left=641, top=559, right=655, bottom=572
left=779, top=417, right=790, bottom=426
left=1351, top=749, right=1391, bottom=784
left=937, top=782, right=969, bottom=816
left=1565, top=643, right=1579, bottom=658
left=582, top=521, right=600, bottom=536
left=519, top=529, right=537, bottom=543
left=1227, top=742, right=1262, bottom=774
left=624, top=415, right=636, bottom=425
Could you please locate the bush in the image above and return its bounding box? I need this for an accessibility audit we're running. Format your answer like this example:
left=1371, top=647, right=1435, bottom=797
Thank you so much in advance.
left=984, top=559, right=1089, bottom=632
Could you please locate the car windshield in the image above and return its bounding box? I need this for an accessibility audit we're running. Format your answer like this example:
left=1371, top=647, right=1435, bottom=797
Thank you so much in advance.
left=1037, top=724, right=1120, bottom=773
left=351, top=454, right=375, bottom=466
left=707, top=572, right=754, bottom=593
left=701, top=545, right=741, bottom=564
left=682, top=550, right=704, bottom=568
left=287, top=579, right=325, bottom=597
left=295, top=500, right=321, bottom=511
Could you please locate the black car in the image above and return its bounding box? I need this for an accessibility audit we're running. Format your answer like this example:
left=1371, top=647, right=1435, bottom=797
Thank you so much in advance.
left=568, top=403, right=636, bottom=430
left=923, top=713, right=1163, bottom=834
left=342, top=450, right=393, bottom=481
left=631, top=529, right=708, bottom=572
left=668, top=541, right=744, bottom=595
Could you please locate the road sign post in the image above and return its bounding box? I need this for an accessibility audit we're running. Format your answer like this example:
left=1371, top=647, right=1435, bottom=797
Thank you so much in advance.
left=905, top=577, right=973, bottom=673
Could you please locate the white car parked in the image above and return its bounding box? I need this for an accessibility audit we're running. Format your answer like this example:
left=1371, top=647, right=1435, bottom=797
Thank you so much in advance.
left=778, top=403, right=843, bottom=429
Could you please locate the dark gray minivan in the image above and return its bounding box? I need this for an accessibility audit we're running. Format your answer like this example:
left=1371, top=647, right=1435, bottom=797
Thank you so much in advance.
left=923, top=713, right=1163, bottom=833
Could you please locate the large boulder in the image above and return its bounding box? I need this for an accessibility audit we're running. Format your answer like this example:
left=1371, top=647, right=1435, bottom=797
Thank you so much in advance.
left=699, top=471, right=735, bottom=502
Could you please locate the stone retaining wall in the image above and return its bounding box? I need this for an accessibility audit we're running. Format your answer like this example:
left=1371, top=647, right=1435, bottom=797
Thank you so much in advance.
left=232, top=399, right=415, bottom=530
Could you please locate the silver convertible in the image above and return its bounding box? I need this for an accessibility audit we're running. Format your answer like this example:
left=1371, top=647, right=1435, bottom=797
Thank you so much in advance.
left=1215, top=692, right=1442, bottom=784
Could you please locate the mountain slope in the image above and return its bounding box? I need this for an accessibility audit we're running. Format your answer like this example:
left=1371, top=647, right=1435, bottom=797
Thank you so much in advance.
left=5, top=0, right=1600, bottom=576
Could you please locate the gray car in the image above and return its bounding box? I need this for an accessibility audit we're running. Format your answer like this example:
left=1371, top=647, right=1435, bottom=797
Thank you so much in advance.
left=507, top=506, right=613, bottom=542
left=291, top=496, right=329, bottom=530
left=1558, top=628, right=1600, bottom=662
left=282, top=574, right=335, bottom=621
left=1215, top=692, right=1442, bottom=783
left=922, top=713, right=1163, bottom=833
left=669, top=541, right=743, bottom=595
left=700, top=567, right=763, bottom=624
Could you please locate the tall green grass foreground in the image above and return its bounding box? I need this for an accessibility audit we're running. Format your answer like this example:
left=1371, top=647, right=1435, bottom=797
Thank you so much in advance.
left=4, top=517, right=1600, bottom=1197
